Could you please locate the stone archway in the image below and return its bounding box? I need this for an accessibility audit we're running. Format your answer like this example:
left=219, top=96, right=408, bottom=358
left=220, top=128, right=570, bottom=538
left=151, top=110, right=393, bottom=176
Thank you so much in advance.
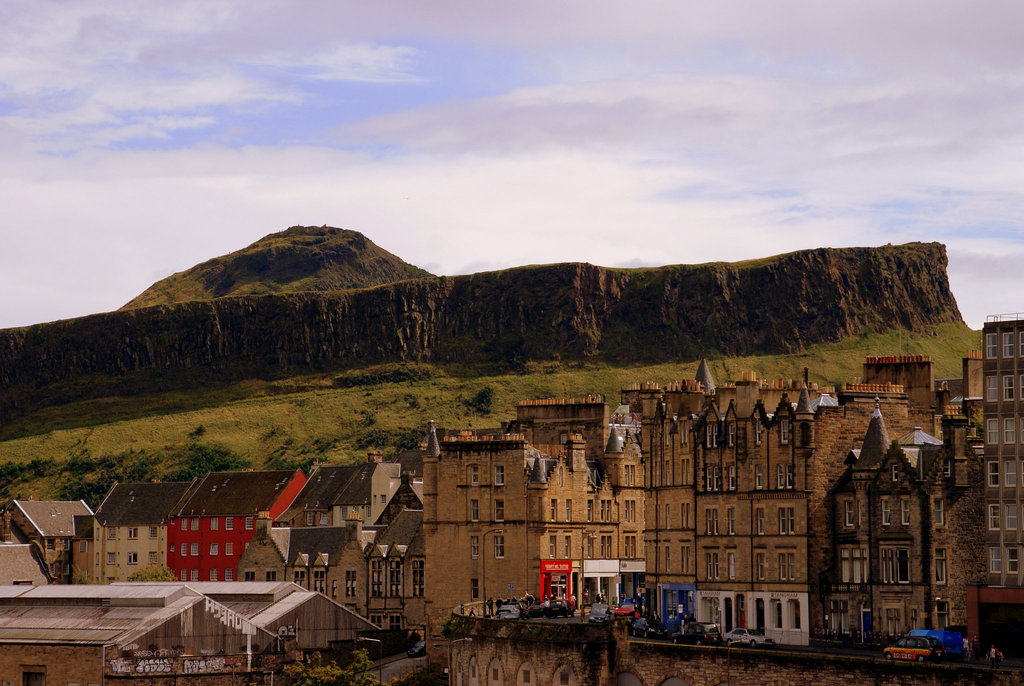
left=616, top=671, right=644, bottom=686
left=551, top=663, right=577, bottom=686
left=659, top=678, right=690, bottom=686
left=467, top=656, right=479, bottom=686
left=515, top=661, right=537, bottom=686
left=486, top=658, right=505, bottom=686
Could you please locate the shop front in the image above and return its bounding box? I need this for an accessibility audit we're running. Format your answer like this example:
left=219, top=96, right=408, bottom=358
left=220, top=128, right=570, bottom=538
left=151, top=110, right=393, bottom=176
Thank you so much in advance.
left=582, top=559, right=619, bottom=605
left=659, top=583, right=696, bottom=631
left=619, top=559, right=646, bottom=606
left=539, top=560, right=571, bottom=601
left=749, top=591, right=809, bottom=645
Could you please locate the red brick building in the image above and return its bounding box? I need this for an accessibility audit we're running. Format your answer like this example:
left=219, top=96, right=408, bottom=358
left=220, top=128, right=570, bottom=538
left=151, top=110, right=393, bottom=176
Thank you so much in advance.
left=167, top=470, right=306, bottom=582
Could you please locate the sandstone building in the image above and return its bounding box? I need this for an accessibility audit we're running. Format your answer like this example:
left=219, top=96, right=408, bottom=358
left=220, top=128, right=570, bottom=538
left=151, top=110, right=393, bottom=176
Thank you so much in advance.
left=0, top=499, right=92, bottom=583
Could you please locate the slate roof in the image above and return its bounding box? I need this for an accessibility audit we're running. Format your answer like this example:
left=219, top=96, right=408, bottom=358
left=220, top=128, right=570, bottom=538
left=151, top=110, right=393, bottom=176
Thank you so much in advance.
left=853, top=400, right=891, bottom=470
left=897, top=427, right=943, bottom=447
left=269, top=526, right=354, bottom=567
left=811, top=393, right=839, bottom=409
left=372, top=509, right=422, bottom=555
left=13, top=500, right=92, bottom=538
left=796, top=385, right=813, bottom=413
left=695, top=358, right=716, bottom=395
left=173, top=470, right=301, bottom=517
left=0, top=544, right=50, bottom=585
left=605, top=427, right=623, bottom=454
left=95, top=481, right=194, bottom=527
left=282, top=466, right=360, bottom=520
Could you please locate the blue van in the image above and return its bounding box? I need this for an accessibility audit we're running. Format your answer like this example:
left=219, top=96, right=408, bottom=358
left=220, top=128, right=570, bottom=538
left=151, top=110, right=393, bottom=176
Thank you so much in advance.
left=908, top=629, right=963, bottom=658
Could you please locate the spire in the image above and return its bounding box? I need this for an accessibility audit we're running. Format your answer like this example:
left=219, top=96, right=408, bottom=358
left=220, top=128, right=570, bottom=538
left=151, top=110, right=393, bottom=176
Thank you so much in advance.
left=796, top=384, right=812, bottom=414
left=856, top=397, right=890, bottom=469
left=425, top=420, right=440, bottom=458
left=605, top=427, right=622, bottom=454
left=695, top=358, right=716, bottom=395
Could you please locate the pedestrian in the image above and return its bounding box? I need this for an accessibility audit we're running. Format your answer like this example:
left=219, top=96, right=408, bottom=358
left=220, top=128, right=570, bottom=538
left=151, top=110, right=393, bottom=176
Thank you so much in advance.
left=962, top=635, right=972, bottom=662
left=486, top=597, right=494, bottom=617
left=990, top=644, right=1000, bottom=668
left=972, top=635, right=980, bottom=659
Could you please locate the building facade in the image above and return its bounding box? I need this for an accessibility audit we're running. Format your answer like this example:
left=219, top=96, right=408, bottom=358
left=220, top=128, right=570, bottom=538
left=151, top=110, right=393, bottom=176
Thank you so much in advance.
left=0, top=500, right=92, bottom=583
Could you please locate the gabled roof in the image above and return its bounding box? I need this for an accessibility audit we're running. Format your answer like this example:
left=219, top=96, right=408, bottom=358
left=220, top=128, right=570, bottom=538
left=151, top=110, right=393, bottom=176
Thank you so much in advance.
left=173, top=470, right=302, bottom=517
left=372, top=509, right=422, bottom=555
left=897, top=427, right=943, bottom=447
left=269, top=526, right=354, bottom=567
left=12, top=500, right=92, bottom=538
left=811, top=393, right=838, bottom=409
left=95, top=481, right=194, bottom=527
left=283, top=465, right=361, bottom=519
left=0, top=543, right=50, bottom=585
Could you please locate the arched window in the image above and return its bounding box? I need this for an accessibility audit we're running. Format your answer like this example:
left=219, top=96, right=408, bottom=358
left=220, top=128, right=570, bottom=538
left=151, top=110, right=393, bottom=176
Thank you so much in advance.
left=800, top=422, right=811, bottom=447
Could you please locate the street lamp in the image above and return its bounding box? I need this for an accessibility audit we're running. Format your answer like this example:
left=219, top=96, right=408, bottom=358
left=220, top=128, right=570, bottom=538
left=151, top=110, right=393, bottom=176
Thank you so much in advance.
left=579, top=531, right=597, bottom=621
left=447, top=637, right=472, bottom=685
left=357, top=636, right=383, bottom=684
left=481, top=528, right=504, bottom=610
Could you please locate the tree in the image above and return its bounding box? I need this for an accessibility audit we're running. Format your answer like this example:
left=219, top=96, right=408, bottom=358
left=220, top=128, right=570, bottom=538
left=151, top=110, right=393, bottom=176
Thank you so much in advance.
left=285, top=649, right=380, bottom=686
left=127, top=565, right=177, bottom=582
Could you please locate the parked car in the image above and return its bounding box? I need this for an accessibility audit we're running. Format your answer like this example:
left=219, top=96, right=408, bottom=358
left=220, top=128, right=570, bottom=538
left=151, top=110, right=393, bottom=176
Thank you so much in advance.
left=672, top=621, right=722, bottom=645
left=496, top=604, right=522, bottom=620
left=630, top=616, right=671, bottom=640
left=521, top=600, right=547, bottom=618
left=614, top=601, right=639, bottom=617
left=722, top=627, right=774, bottom=647
left=883, top=635, right=945, bottom=662
left=545, top=598, right=574, bottom=618
left=588, top=603, right=612, bottom=623
left=407, top=640, right=426, bottom=658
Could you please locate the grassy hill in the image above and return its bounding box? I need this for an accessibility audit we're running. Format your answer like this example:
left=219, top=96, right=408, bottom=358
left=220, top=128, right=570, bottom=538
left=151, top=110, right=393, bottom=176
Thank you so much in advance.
left=0, top=322, right=978, bottom=507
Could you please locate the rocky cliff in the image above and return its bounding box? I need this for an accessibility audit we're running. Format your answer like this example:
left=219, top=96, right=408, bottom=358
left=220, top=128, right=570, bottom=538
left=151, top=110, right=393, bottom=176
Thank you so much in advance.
left=0, top=242, right=961, bottom=421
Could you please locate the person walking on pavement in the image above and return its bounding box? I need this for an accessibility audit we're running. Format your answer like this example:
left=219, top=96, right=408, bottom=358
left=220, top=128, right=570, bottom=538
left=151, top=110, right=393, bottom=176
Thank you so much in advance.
left=962, top=636, right=972, bottom=662
left=990, top=644, right=1001, bottom=668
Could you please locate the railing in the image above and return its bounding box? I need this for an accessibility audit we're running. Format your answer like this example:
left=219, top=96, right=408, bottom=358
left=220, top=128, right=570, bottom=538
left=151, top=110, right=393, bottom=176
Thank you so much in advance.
left=986, top=313, right=1024, bottom=322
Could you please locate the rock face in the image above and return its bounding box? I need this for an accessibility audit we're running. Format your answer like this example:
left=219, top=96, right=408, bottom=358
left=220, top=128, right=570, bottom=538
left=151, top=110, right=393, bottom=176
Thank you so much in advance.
left=0, top=242, right=961, bottom=421
left=122, top=226, right=432, bottom=309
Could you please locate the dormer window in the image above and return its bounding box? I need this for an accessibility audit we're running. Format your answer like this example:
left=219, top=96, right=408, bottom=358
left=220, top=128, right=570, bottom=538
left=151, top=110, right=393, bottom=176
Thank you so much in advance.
left=779, top=419, right=790, bottom=444
left=707, top=424, right=717, bottom=448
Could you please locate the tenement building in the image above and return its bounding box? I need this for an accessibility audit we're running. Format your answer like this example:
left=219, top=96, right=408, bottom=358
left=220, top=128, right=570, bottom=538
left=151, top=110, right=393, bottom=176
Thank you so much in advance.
left=423, top=397, right=645, bottom=654
left=970, top=314, right=1024, bottom=653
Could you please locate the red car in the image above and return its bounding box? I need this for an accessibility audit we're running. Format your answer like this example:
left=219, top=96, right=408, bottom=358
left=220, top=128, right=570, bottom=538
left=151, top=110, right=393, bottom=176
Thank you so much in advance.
left=614, top=601, right=639, bottom=617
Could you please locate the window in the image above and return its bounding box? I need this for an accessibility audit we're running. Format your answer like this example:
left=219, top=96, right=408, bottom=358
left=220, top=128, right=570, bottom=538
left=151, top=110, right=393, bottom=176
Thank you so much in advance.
left=190, top=543, right=198, bottom=556
left=882, top=548, right=910, bottom=583
left=728, top=422, right=736, bottom=446
left=563, top=535, right=571, bottom=558
left=1005, top=375, right=1017, bottom=401
left=244, top=571, right=256, bottom=581
left=549, top=535, right=556, bottom=558
left=933, top=498, right=944, bottom=525
left=389, top=558, right=402, bottom=596
left=79, top=540, right=88, bottom=553
left=778, top=507, right=795, bottom=535
left=1008, top=462, right=1018, bottom=487
left=755, top=421, right=763, bottom=445
left=266, top=571, right=277, bottom=581
left=681, top=545, right=690, bottom=573
left=728, top=552, right=736, bottom=579
left=149, top=551, right=157, bottom=564
left=900, top=499, right=911, bottom=526
left=990, top=504, right=1000, bottom=529
left=494, top=465, right=504, bottom=486
left=127, top=527, right=138, bottom=540
left=755, top=464, right=764, bottom=489
left=225, top=517, right=233, bottom=530
left=892, top=464, right=900, bottom=482
left=991, top=547, right=1002, bottom=573
left=225, top=542, right=233, bottom=555
left=550, top=499, right=557, bottom=521
left=756, top=508, right=765, bottom=535
left=840, top=547, right=867, bottom=583
left=988, top=419, right=1000, bottom=444
left=780, top=419, right=791, bottom=444
left=471, top=536, right=480, bottom=559
left=705, top=508, right=719, bottom=535
left=346, top=570, right=357, bottom=597
left=600, top=500, right=611, bottom=522
left=470, top=465, right=479, bottom=485
left=755, top=552, right=765, bottom=580
left=990, top=461, right=1001, bottom=486
left=471, top=578, right=480, bottom=600
left=600, top=535, right=612, bottom=557
left=565, top=499, right=572, bottom=522
left=987, top=333, right=998, bottom=358
left=190, top=569, right=199, bottom=581
left=1009, top=548, right=1020, bottom=574
left=727, top=465, right=737, bottom=490
left=986, top=375, right=999, bottom=401
left=210, top=517, right=219, bottom=531
left=245, top=516, right=254, bottom=530
left=944, top=459, right=953, bottom=477
left=107, top=527, right=117, bottom=540
left=190, top=517, right=199, bottom=531
left=371, top=559, right=383, bottom=597
left=726, top=507, right=735, bottom=535
left=494, top=499, right=504, bottom=522
left=625, top=464, right=636, bottom=486
left=1008, top=419, right=1018, bottom=444
left=306, top=512, right=314, bottom=526
left=935, top=549, right=947, bottom=584
left=149, top=526, right=158, bottom=538
left=706, top=424, right=717, bottom=447
left=1005, top=332, right=1015, bottom=357
left=587, top=500, right=594, bottom=522
left=624, top=535, right=637, bottom=558
left=1008, top=504, right=1018, bottom=530
left=882, top=498, right=892, bottom=526
left=210, top=543, right=218, bottom=556
left=705, top=552, right=719, bottom=580
left=494, top=535, right=505, bottom=559
left=778, top=553, right=795, bottom=580
left=210, top=568, right=218, bottom=581
left=470, top=499, right=479, bottom=521
left=106, top=552, right=115, bottom=564
left=844, top=500, right=855, bottom=527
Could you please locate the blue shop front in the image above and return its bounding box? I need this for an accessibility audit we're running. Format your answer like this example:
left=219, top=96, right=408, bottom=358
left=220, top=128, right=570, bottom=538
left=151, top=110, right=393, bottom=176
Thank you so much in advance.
left=659, top=583, right=696, bottom=631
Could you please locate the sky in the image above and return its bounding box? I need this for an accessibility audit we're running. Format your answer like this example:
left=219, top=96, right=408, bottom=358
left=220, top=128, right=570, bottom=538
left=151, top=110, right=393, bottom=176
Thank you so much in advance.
left=2, top=1, right=1023, bottom=331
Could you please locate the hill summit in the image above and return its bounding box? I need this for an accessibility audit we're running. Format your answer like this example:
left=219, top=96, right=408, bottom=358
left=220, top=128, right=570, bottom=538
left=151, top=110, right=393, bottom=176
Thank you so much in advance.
left=122, top=226, right=432, bottom=309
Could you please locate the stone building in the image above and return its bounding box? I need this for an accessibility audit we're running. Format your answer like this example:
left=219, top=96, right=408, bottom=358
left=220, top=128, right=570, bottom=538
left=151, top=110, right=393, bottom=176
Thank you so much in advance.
left=820, top=402, right=984, bottom=639
left=365, top=508, right=426, bottom=630
left=278, top=457, right=404, bottom=528
left=0, top=499, right=92, bottom=583
left=424, top=397, right=645, bottom=653
left=91, top=480, right=194, bottom=582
